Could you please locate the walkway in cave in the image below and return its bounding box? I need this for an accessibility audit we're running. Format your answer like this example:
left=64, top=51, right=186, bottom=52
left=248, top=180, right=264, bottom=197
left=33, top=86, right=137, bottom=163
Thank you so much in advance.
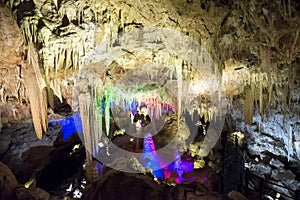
left=219, top=133, right=261, bottom=200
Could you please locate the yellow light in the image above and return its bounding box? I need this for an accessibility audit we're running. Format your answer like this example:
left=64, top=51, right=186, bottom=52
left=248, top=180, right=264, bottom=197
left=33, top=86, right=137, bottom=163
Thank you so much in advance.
left=72, top=144, right=80, bottom=151
left=24, top=178, right=34, bottom=188
left=232, top=131, right=244, bottom=139
left=194, top=159, right=205, bottom=169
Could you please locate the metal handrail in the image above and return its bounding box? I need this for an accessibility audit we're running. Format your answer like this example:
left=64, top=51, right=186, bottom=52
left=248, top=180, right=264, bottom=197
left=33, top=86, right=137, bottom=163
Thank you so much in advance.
left=221, top=132, right=297, bottom=199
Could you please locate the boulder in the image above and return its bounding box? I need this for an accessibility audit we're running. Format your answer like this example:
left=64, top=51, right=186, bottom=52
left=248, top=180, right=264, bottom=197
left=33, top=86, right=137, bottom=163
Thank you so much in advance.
left=0, top=161, right=18, bottom=200
left=83, top=168, right=166, bottom=200
left=15, top=187, right=50, bottom=200
left=269, top=158, right=284, bottom=168
left=228, top=190, right=248, bottom=200
left=295, top=141, right=300, bottom=160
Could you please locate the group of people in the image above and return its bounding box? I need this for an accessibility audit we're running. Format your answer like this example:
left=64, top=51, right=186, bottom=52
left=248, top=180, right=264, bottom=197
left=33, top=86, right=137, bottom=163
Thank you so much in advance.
left=131, top=105, right=152, bottom=149
left=133, top=105, right=151, bottom=128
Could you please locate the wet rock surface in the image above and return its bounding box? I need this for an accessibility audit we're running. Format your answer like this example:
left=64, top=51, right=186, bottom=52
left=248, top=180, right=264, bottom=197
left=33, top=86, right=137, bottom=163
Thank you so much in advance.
left=0, top=119, right=86, bottom=199
left=83, top=167, right=222, bottom=200
left=0, top=161, right=18, bottom=200
left=0, top=120, right=60, bottom=183
left=0, top=161, right=52, bottom=200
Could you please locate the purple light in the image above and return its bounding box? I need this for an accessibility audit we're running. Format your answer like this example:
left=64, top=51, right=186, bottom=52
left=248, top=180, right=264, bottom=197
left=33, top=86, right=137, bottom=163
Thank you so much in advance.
left=141, top=134, right=195, bottom=183
left=167, top=150, right=194, bottom=183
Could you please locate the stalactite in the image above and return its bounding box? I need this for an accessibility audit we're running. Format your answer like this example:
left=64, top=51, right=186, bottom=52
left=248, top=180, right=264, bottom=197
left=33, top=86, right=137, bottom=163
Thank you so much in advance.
left=96, top=87, right=103, bottom=149
left=55, top=48, right=59, bottom=73
left=58, top=47, right=64, bottom=73
left=288, top=0, right=291, bottom=19
left=79, top=93, right=93, bottom=162
left=283, top=0, right=288, bottom=20
left=104, top=88, right=111, bottom=136
left=23, top=45, right=48, bottom=139
left=259, top=76, right=263, bottom=116
left=50, top=79, right=62, bottom=102
left=47, top=83, right=54, bottom=109
left=20, top=17, right=38, bottom=44
left=65, top=48, right=72, bottom=70
left=90, top=88, right=99, bottom=157
left=283, top=83, right=288, bottom=115
left=53, top=0, right=59, bottom=9
left=244, top=86, right=254, bottom=125
left=176, top=58, right=183, bottom=126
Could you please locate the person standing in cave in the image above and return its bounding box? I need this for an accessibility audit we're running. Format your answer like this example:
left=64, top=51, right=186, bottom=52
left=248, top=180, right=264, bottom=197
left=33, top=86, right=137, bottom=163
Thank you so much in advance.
left=133, top=105, right=151, bottom=150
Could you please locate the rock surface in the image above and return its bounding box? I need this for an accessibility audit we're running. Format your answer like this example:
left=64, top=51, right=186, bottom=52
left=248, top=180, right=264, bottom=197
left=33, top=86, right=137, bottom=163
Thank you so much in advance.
left=0, top=161, right=18, bottom=200
left=83, top=167, right=222, bottom=200
left=0, top=120, right=60, bottom=183
left=0, top=0, right=300, bottom=199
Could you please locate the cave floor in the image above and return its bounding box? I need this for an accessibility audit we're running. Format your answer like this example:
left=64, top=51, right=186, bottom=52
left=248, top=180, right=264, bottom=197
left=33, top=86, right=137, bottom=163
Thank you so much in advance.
left=0, top=120, right=265, bottom=200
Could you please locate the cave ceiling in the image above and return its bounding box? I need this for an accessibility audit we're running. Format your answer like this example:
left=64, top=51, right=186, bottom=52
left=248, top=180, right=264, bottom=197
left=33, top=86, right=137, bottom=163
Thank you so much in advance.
left=2, top=0, right=299, bottom=70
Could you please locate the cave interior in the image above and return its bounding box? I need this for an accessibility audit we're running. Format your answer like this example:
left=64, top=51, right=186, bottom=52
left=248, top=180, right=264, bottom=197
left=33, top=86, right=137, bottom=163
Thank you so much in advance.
left=0, top=0, right=300, bottom=200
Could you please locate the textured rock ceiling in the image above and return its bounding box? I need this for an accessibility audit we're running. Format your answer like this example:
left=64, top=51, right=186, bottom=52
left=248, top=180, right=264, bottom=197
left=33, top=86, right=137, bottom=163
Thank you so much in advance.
left=0, top=0, right=300, bottom=139
left=4, top=0, right=300, bottom=71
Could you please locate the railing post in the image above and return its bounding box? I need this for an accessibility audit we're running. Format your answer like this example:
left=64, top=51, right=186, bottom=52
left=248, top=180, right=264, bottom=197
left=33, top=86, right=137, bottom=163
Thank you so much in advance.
left=238, top=167, right=243, bottom=192
left=221, top=172, right=224, bottom=195
left=221, top=131, right=227, bottom=195
left=295, top=188, right=300, bottom=200
left=235, top=134, right=238, bottom=155
left=259, top=177, right=264, bottom=200
left=245, top=168, right=249, bottom=196
left=239, top=151, right=246, bottom=193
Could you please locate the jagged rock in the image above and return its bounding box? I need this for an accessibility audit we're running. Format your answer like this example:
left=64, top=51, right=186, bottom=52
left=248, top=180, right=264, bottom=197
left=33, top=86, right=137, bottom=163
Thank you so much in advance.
left=228, top=190, right=248, bottom=200
left=295, top=141, right=300, bottom=160
left=246, top=131, right=287, bottom=159
left=186, top=191, right=221, bottom=200
left=83, top=168, right=166, bottom=200
left=0, top=138, right=10, bottom=156
left=35, top=187, right=51, bottom=200
left=250, top=163, right=272, bottom=178
left=271, top=169, right=296, bottom=181
left=0, top=162, right=18, bottom=200
left=269, top=158, right=284, bottom=168
left=0, top=122, right=61, bottom=183
left=35, top=133, right=85, bottom=191
left=195, top=183, right=209, bottom=195
left=294, top=124, right=300, bottom=141
left=0, top=109, right=2, bottom=131
left=15, top=186, right=50, bottom=200
left=270, top=168, right=300, bottom=191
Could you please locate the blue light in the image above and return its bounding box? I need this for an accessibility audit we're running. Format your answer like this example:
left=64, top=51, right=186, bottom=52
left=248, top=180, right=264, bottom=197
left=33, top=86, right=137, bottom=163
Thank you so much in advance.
left=131, top=99, right=138, bottom=115
left=141, top=133, right=164, bottom=179
left=49, top=113, right=83, bottom=141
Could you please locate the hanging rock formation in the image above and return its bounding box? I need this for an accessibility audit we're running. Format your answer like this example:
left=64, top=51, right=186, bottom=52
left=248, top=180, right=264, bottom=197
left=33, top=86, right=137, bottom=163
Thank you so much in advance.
left=0, top=0, right=299, bottom=162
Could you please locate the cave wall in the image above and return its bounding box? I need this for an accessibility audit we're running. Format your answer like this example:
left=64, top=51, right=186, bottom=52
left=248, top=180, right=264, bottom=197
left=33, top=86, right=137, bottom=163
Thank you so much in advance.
left=0, top=5, right=30, bottom=130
